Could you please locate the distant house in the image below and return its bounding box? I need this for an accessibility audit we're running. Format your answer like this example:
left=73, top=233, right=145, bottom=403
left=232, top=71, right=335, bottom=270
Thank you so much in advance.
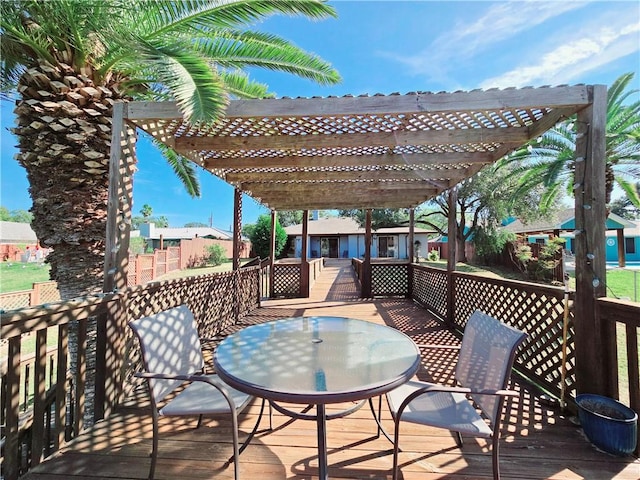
left=0, top=221, right=38, bottom=244
left=0, top=221, right=43, bottom=262
left=137, top=223, right=233, bottom=250
left=283, top=216, right=436, bottom=260
left=502, top=209, right=639, bottom=264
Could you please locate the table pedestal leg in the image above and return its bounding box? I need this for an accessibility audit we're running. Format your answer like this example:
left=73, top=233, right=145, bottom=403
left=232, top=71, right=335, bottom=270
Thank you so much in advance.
left=316, top=404, right=328, bottom=480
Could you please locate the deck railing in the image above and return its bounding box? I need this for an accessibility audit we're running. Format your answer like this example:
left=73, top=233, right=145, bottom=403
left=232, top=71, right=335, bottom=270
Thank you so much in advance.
left=596, top=297, right=640, bottom=454
left=2, top=261, right=638, bottom=478
left=0, top=266, right=261, bottom=480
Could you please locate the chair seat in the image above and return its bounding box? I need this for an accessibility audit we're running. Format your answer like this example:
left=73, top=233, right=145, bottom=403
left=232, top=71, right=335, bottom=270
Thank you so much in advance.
left=387, top=380, right=493, bottom=437
left=160, top=374, right=252, bottom=416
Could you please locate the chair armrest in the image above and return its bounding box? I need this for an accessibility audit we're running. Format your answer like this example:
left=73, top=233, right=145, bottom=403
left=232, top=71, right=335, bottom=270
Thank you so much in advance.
left=414, top=344, right=461, bottom=350
left=396, top=383, right=518, bottom=412
left=134, top=372, right=223, bottom=386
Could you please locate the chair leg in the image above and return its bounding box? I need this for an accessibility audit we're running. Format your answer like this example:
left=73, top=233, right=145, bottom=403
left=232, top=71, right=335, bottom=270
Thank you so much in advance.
left=239, top=398, right=266, bottom=455
left=149, top=409, right=159, bottom=480
left=230, top=409, right=241, bottom=480
left=392, top=418, right=402, bottom=480
left=196, top=413, right=203, bottom=429
left=492, top=434, right=500, bottom=480
left=455, top=431, right=463, bottom=448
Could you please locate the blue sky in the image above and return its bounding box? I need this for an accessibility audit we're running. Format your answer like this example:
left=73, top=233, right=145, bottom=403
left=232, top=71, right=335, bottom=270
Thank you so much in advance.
left=1, top=0, right=639, bottom=230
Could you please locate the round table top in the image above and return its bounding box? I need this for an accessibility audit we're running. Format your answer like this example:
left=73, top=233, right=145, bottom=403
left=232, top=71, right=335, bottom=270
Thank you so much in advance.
left=213, top=316, right=420, bottom=404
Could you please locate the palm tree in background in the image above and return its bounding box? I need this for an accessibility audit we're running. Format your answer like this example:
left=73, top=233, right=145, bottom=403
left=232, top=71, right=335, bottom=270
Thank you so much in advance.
left=1, top=0, right=341, bottom=300
left=500, top=72, right=640, bottom=213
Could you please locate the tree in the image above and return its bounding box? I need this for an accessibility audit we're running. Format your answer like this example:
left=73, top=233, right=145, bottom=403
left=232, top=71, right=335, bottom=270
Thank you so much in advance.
left=184, top=222, right=209, bottom=228
left=1, top=0, right=340, bottom=300
left=131, top=215, right=169, bottom=229
left=610, top=182, right=640, bottom=219
left=415, top=163, right=551, bottom=263
left=247, top=214, right=287, bottom=259
left=0, top=206, right=33, bottom=223
left=277, top=210, right=305, bottom=227
left=338, top=209, right=410, bottom=230
left=140, top=204, right=153, bottom=219
left=501, top=72, right=640, bottom=213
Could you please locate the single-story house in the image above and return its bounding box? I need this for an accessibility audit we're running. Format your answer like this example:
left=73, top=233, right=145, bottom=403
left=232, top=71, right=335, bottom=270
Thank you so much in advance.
left=283, top=216, right=436, bottom=260
left=0, top=221, right=47, bottom=262
left=502, top=209, right=639, bottom=264
left=137, top=222, right=233, bottom=250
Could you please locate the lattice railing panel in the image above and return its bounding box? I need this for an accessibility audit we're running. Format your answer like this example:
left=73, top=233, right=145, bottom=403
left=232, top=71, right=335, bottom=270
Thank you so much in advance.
left=453, top=273, right=576, bottom=399
left=411, top=265, right=447, bottom=319
left=371, top=263, right=409, bottom=296
left=273, top=264, right=301, bottom=297
left=237, top=267, right=260, bottom=316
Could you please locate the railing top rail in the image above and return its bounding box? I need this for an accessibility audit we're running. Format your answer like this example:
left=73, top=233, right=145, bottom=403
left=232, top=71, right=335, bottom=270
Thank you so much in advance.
left=597, top=297, right=640, bottom=327
left=1, top=293, right=117, bottom=339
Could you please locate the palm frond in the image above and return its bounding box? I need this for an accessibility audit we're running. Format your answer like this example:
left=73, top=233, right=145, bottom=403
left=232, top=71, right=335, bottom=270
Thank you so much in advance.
left=120, top=38, right=229, bottom=123
left=151, top=137, right=201, bottom=197
left=135, top=0, right=337, bottom=38
left=219, top=69, right=271, bottom=98
left=186, top=29, right=341, bottom=85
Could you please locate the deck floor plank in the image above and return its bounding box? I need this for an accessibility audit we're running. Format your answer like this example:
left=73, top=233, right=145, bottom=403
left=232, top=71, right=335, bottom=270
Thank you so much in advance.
left=22, top=260, right=640, bottom=479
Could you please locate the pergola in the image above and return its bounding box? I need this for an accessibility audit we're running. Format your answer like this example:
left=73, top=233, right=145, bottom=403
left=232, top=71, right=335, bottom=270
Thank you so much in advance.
left=106, top=84, right=610, bottom=396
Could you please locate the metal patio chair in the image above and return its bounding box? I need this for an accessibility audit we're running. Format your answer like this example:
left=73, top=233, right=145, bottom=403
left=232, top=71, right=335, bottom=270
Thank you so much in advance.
left=386, top=310, right=527, bottom=480
left=129, top=305, right=264, bottom=480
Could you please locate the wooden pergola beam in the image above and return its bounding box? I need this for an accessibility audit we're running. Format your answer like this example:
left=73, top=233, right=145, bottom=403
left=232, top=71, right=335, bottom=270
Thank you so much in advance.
left=176, top=126, right=527, bottom=151
left=226, top=168, right=470, bottom=183
left=241, top=180, right=446, bottom=193
left=202, top=151, right=496, bottom=170
left=125, top=86, right=590, bottom=120
left=264, top=199, right=423, bottom=210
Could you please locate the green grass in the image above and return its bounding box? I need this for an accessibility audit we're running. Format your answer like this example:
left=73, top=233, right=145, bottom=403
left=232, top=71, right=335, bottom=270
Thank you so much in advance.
left=154, top=259, right=252, bottom=281
left=0, top=262, right=52, bottom=293
left=605, top=268, right=640, bottom=302
left=420, top=260, right=640, bottom=301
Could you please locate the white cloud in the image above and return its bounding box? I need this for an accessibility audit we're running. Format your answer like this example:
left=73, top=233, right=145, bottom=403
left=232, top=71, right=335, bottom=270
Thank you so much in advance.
left=480, top=17, right=640, bottom=88
left=390, top=0, right=589, bottom=77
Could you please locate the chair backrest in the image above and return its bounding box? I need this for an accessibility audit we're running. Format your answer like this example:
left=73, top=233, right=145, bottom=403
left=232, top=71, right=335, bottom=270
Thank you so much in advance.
left=455, top=310, right=527, bottom=425
left=129, top=305, right=204, bottom=404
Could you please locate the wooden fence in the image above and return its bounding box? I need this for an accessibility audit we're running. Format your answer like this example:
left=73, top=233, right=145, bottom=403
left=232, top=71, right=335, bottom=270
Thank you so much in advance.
left=0, top=266, right=261, bottom=480
left=0, top=281, right=60, bottom=312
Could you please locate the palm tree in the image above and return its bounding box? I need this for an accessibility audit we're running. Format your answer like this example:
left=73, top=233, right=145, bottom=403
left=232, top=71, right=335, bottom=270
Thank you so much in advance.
left=501, top=72, right=640, bottom=213
left=1, top=0, right=341, bottom=300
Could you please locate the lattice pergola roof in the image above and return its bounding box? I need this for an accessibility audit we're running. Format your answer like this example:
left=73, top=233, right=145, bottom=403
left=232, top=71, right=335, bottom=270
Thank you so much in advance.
left=125, top=85, right=591, bottom=211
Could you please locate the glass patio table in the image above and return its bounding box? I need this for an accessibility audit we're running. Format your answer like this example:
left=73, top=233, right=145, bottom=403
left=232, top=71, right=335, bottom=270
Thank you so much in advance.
left=213, top=316, right=420, bottom=480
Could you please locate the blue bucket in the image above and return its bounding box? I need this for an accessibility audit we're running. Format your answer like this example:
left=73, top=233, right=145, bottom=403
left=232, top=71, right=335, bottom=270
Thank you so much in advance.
left=576, top=394, right=638, bottom=456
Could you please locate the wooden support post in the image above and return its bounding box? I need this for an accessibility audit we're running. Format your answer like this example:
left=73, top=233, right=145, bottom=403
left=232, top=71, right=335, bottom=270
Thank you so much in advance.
left=301, top=210, right=310, bottom=297
left=269, top=210, right=276, bottom=298
left=103, top=101, right=133, bottom=294
left=233, top=188, right=242, bottom=271
left=408, top=208, right=415, bottom=299
left=409, top=208, right=415, bottom=262
left=574, top=85, right=611, bottom=397
left=617, top=229, right=626, bottom=267
left=97, top=101, right=135, bottom=420
left=446, top=188, right=457, bottom=328
left=363, top=209, right=372, bottom=298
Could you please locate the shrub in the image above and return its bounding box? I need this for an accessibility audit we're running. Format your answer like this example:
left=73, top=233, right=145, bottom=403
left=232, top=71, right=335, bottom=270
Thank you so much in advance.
left=427, top=249, right=440, bottom=261
left=206, top=244, right=227, bottom=266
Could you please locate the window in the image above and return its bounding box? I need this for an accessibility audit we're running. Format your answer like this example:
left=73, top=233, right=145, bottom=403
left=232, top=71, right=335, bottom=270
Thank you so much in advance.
left=625, top=237, right=636, bottom=254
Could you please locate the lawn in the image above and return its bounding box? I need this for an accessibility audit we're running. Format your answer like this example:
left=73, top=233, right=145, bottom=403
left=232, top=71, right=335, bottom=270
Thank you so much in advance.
left=0, top=261, right=52, bottom=293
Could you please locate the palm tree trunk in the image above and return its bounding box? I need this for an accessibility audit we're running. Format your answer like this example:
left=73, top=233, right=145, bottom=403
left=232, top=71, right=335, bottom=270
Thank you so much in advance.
left=12, top=60, right=136, bottom=425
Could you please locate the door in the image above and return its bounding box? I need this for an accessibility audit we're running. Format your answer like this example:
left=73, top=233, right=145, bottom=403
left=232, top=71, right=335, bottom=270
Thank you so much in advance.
left=378, top=236, right=396, bottom=258
left=320, top=237, right=339, bottom=258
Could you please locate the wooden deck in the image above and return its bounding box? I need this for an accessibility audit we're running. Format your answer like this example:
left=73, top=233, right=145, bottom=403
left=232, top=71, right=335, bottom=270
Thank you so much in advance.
left=22, top=260, right=639, bottom=480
